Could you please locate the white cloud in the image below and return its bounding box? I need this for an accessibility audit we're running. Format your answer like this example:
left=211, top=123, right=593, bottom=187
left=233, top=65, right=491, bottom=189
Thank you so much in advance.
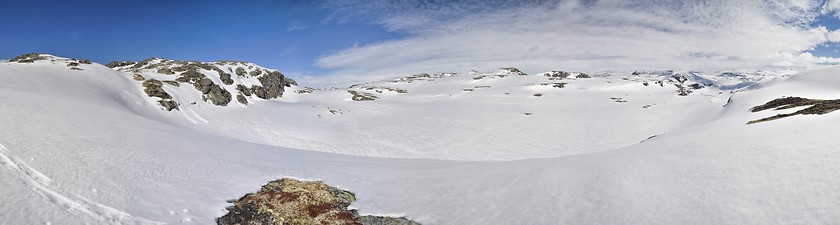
left=823, top=0, right=840, bottom=17
left=279, top=46, right=297, bottom=57
left=311, top=0, right=840, bottom=86
left=828, top=29, right=840, bottom=42
left=287, top=20, right=308, bottom=32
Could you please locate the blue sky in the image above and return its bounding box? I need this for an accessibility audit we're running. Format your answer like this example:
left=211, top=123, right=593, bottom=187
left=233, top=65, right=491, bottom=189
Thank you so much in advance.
left=4, top=0, right=840, bottom=87
left=0, top=0, right=404, bottom=77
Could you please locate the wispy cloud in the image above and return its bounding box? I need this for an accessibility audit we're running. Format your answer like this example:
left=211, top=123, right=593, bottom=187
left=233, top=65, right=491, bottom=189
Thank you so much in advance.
left=279, top=46, right=297, bottom=57
left=312, top=0, right=840, bottom=86
left=287, top=19, right=308, bottom=32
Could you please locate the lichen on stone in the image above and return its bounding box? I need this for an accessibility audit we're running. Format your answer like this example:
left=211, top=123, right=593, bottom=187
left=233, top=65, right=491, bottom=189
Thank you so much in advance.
left=348, top=90, right=378, bottom=101
left=141, top=79, right=179, bottom=111
left=217, top=178, right=420, bottom=225
left=9, top=53, right=48, bottom=63
left=236, top=94, right=248, bottom=105
left=747, top=96, right=840, bottom=124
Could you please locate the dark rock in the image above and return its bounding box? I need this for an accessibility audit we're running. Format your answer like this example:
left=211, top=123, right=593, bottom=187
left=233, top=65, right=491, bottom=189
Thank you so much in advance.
left=132, top=58, right=157, bottom=69
left=217, top=178, right=419, bottom=225
left=249, top=69, right=262, bottom=76
left=162, top=80, right=180, bottom=87
left=142, top=79, right=179, bottom=111
left=142, top=79, right=172, bottom=99
left=748, top=97, right=840, bottom=124
left=575, top=73, right=591, bottom=78
left=10, top=53, right=48, bottom=63
left=157, top=68, right=175, bottom=75
left=106, top=61, right=136, bottom=68
left=296, top=87, right=315, bottom=94
left=543, top=71, right=570, bottom=79
left=235, top=67, right=247, bottom=77
left=348, top=90, right=378, bottom=101
left=236, top=85, right=252, bottom=96
left=255, top=71, right=287, bottom=99
left=284, top=77, right=298, bottom=87
left=236, top=94, right=248, bottom=105
left=688, top=83, right=703, bottom=89
left=219, top=71, right=234, bottom=85
left=501, top=67, right=527, bottom=75
left=675, top=84, right=691, bottom=96
left=158, top=99, right=179, bottom=111
left=358, top=216, right=422, bottom=225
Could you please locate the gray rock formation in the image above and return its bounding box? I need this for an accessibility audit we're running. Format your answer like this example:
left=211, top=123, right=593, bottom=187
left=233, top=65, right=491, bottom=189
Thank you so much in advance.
left=217, top=178, right=420, bottom=225
left=108, top=58, right=296, bottom=109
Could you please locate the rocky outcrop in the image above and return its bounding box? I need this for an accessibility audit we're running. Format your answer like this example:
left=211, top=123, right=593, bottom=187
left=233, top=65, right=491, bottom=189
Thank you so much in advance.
left=500, top=67, right=527, bottom=75
left=108, top=58, right=296, bottom=108
left=543, top=71, right=571, bottom=79
left=142, top=79, right=179, bottom=111
left=9, top=53, right=49, bottom=63
left=748, top=97, right=840, bottom=124
left=217, top=178, right=420, bottom=225
left=348, top=90, right=378, bottom=101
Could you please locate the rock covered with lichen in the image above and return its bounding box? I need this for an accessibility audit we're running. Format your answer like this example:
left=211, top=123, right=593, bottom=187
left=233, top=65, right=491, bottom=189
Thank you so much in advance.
left=107, top=58, right=297, bottom=110
left=7, top=53, right=93, bottom=71
left=217, top=178, right=420, bottom=225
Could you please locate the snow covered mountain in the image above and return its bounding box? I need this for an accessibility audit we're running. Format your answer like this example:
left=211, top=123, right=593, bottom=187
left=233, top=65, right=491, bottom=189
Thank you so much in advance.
left=0, top=53, right=838, bottom=224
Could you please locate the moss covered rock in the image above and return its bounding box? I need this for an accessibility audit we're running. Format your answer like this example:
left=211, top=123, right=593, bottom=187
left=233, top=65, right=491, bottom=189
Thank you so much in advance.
left=252, top=71, right=288, bottom=99
left=10, top=53, right=48, bottom=63
left=106, top=61, right=136, bottom=68
left=348, top=90, right=378, bottom=101
left=217, top=178, right=419, bottom=225
left=236, top=94, right=248, bottom=105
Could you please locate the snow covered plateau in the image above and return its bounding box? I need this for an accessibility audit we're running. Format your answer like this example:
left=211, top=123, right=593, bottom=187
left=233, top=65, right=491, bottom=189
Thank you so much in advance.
left=1, top=53, right=839, bottom=224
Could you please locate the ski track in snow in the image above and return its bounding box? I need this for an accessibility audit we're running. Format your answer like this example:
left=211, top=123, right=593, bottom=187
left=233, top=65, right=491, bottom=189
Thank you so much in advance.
left=0, top=143, right=163, bottom=225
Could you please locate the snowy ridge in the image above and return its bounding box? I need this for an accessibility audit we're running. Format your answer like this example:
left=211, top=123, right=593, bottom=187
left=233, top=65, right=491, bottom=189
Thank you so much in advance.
left=107, top=57, right=298, bottom=111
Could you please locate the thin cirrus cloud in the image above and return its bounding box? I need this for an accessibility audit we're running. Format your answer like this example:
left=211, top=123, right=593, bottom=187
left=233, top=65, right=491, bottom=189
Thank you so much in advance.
left=306, top=0, right=840, bottom=86
left=287, top=20, right=308, bottom=32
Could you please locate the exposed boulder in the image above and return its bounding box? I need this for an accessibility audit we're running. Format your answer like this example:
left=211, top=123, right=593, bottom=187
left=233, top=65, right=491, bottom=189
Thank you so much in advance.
left=748, top=97, right=840, bottom=124
left=9, top=53, right=48, bottom=63
left=217, top=178, right=419, bottom=225
left=348, top=90, right=378, bottom=101
left=106, top=61, right=136, bottom=68
left=142, top=79, right=179, bottom=111
left=256, top=71, right=287, bottom=99
left=219, top=71, right=234, bottom=85
left=540, top=82, right=567, bottom=88
left=236, top=94, right=248, bottom=105
left=575, top=73, right=591, bottom=78
left=158, top=100, right=179, bottom=111
left=296, top=87, right=315, bottom=94
left=501, top=67, right=527, bottom=75
left=157, top=68, right=175, bottom=75
left=284, top=77, right=298, bottom=87
left=235, top=67, right=247, bottom=77
left=142, top=79, right=172, bottom=99
left=543, top=71, right=571, bottom=79
left=249, top=69, right=263, bottom=76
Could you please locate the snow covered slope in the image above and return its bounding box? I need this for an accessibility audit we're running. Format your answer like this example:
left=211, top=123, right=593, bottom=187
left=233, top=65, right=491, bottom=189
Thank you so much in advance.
left=0, top=53, right=838, bottom=224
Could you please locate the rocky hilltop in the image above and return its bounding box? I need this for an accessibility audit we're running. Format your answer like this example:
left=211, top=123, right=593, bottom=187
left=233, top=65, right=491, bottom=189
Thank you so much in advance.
left=107, top=58, right=297, bottom=111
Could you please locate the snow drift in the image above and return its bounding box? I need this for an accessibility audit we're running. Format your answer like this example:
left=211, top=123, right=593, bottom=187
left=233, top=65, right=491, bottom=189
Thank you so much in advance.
left=0, top=54, right=838, bottom=224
